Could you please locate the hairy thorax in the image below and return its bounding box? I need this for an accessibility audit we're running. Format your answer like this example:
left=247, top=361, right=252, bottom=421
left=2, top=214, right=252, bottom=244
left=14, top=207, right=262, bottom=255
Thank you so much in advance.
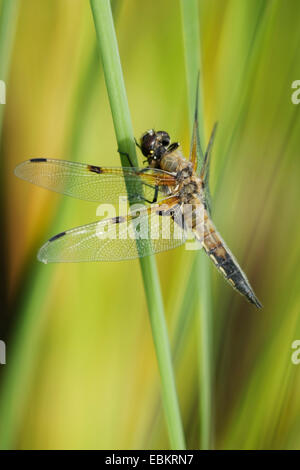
left=160, top=152, right=203, bottom=204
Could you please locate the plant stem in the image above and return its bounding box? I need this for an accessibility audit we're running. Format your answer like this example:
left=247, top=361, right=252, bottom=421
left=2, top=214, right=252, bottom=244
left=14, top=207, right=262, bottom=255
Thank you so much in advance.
left=181, top=0, right=213, bottom=449
left=181, top=0, right=205, bottom=146
left=90, top=0, right=185, bottom=450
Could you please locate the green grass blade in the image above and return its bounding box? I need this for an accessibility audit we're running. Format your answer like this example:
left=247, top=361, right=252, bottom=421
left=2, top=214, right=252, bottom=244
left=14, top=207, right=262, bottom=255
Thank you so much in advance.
left=181, top=0, right=213, bottom=449
left=181, top=0, right=204, bottom=143
left=89, top=0, right=185, bottom=450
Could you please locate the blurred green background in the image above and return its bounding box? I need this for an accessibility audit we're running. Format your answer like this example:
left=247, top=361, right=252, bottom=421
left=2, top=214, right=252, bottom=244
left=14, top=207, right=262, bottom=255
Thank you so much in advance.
left=1, top=0, right=300, bottom=449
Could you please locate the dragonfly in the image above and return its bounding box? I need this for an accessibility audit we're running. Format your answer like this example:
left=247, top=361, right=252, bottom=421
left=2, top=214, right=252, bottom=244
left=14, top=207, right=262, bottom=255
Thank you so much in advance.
left=15, top=91, right=262, bottom=308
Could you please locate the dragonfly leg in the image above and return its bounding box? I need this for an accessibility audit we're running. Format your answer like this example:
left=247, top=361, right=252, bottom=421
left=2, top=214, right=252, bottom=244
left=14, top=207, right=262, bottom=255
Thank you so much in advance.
left=117, top=149, right=134, bottom=167
left=144, top=185, right=159, bottom=203
left=115, top=156, right=163, bottom=204
left=134, top=137, right=142, bottom=151
left=128, top=185, right=159, bottom=204
left=166, top=142, right=179, bottom=153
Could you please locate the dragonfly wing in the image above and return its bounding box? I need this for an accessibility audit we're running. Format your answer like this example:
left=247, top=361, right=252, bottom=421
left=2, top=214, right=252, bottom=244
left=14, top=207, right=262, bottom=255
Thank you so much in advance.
left=14, top=158, right=176, bottom=204
left=38, top=197, right=187, bottom=263
left=199, top=123, right=218, bottom=214
left=188, top=79, right=217, bottom=214
left=189, top=77, right=204, bottom=172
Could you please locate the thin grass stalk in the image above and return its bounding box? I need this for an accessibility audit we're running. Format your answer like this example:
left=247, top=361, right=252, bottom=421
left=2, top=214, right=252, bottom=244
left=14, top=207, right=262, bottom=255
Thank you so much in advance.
left=89, top=0, right=185, bottom=450
left=181, top=0, right=213, bottom=449
left=142, top=258, right=197, bottom=446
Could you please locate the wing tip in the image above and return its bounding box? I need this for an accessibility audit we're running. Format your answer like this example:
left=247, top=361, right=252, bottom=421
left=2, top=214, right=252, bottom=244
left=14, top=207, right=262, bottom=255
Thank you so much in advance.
left=37, top=231, right=67, bottom=263
left=37, top=245, right=48, bottom=264
left=14, top=160, right=26, bottom=179
left=37, top=255, right=48, bottom=264
left=14, top=158, right=45, bottom=180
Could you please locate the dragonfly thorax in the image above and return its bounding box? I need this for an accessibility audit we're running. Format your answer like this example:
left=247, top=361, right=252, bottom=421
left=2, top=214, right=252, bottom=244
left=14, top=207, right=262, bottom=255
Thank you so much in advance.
left=178, top=177, right=201, bottom=204
left=176, top=163, right=193, bottom=182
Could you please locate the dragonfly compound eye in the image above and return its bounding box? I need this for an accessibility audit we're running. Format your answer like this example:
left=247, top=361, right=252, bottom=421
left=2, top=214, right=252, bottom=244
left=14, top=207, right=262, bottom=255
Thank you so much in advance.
left=156, top=131, right=170, bottom=147
left=140, top=130, right=157, bottom=157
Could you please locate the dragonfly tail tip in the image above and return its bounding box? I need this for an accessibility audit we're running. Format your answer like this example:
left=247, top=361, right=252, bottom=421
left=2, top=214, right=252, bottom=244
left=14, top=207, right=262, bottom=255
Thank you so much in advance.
left=251, top=296, right=263, bottom=309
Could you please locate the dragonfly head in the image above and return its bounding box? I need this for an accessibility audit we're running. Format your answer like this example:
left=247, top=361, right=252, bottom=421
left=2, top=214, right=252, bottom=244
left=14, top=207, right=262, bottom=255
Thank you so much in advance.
left=140, top=130, right=170, bottom=165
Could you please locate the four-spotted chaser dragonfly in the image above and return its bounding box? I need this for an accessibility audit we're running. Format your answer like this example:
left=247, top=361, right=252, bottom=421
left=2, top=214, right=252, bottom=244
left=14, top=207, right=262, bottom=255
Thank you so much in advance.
left=15, top=93, right=262, bottom=308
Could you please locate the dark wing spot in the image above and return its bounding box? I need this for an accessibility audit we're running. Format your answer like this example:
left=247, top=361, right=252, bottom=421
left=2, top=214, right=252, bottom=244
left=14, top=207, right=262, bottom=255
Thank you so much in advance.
left=111, top=216, right=125, bottom=224
left=87, top=165, right=102, bottom=174
left=157, top=208, right=174, bottom=217
left=49, top=231, right=66, bottom=242
left=30, top=158, right=47, bottom=163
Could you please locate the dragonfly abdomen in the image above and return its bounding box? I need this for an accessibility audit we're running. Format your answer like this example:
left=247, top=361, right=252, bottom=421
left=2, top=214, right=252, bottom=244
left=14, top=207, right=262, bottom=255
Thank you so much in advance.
left=194, top=216, right=262, bottom=308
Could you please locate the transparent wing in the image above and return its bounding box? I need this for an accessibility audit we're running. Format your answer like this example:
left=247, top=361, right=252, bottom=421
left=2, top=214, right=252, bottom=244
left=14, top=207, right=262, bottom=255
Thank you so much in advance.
left=189, top=76, right=204, bottom=172
left=37, top=197, right=188, bottom=263
left=199, top=123, right=218, bottom=214
left=188, top=78, right=217, bottom=214
left=14, top=158, right=176, bottom=204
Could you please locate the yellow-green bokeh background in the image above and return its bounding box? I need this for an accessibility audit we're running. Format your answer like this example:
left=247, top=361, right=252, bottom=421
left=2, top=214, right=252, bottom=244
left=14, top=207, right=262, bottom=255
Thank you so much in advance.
left=1, top=0, right=300, bottom=449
